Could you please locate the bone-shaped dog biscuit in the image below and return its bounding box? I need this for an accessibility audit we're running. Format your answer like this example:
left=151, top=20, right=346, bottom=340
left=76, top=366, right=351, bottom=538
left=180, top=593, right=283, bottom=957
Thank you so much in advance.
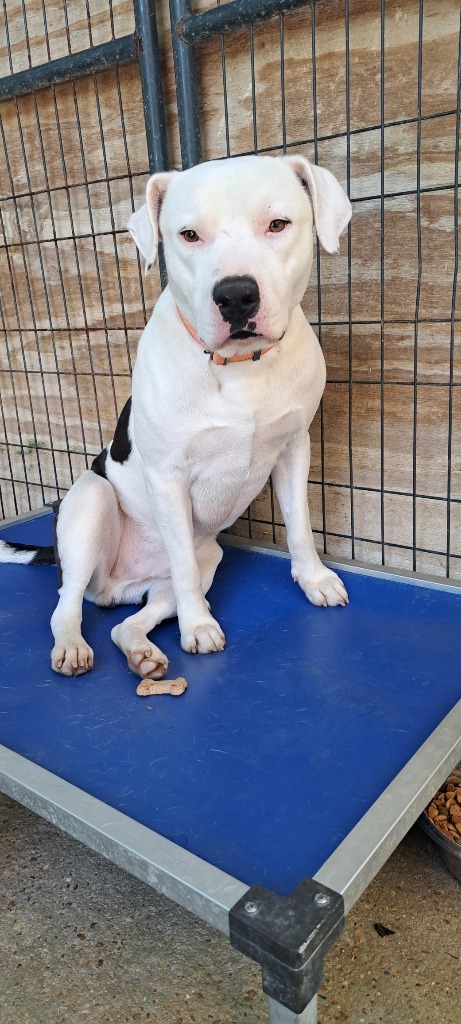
left=136, top=676, right=188, bottom=697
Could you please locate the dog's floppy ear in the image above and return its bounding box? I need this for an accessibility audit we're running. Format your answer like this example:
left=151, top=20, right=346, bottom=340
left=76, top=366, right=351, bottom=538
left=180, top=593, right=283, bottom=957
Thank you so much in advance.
left=284, top=154, right=351, bottom=254
left=127, top=172, right=175, bottom=271
left=127, top=204, right=154, bottom=270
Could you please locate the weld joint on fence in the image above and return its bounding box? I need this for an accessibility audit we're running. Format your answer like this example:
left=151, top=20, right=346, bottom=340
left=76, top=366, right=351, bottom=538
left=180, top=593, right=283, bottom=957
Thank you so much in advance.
left=176, top=15, right=195, bottom=45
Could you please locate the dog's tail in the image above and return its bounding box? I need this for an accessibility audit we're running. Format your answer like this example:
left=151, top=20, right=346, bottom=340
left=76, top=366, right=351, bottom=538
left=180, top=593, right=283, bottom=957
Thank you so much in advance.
left=0, top=539, right=56, bottom=565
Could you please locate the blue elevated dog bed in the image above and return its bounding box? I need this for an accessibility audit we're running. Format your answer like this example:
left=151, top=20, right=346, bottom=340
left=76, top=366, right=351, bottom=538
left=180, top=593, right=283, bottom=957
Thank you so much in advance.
left=1, top=509, right=460, bottom=1023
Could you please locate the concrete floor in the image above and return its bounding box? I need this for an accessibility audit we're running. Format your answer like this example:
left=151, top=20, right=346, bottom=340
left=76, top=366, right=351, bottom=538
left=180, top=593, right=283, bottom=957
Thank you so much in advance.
left=0, top=793, right=460, bottom=1024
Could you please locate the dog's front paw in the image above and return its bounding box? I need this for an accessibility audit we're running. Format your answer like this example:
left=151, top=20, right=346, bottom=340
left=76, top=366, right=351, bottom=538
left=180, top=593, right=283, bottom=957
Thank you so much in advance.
left=51, top=636, right=94, bottom=676
left=292, top=564, right=349, bottom=608
left=180, top=616, right=226, bottom=654
left=126, top=643, right=168, bottom=679
left=111, top=624, right=168, bottom=679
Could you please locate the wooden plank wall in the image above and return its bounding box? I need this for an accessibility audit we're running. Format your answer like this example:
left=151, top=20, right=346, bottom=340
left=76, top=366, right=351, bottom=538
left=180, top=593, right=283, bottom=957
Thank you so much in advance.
left=0, top=0, right=460, bottom=580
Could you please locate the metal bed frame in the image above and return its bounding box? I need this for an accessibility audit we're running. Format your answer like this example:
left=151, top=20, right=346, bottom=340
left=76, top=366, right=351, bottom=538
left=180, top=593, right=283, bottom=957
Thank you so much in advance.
left=1, top=2, right=461, bottom=1021
left=1, top=505, right=461, bottom=1023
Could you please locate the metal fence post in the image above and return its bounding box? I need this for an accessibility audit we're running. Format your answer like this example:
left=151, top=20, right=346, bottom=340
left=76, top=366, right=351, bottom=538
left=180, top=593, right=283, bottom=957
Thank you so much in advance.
left=133, top=0, right=169, bottom=287
left=133, top=0, right=169, bottom=174
left=169, top=0, right=202, bottom=168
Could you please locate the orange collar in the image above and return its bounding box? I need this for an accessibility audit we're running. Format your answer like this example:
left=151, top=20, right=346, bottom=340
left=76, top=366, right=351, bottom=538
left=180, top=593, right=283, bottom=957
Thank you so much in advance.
left=176, top=307, right=274, bottom=366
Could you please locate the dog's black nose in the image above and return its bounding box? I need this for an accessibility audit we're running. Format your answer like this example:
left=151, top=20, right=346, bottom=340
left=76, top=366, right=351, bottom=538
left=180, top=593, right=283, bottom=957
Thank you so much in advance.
left=212, top=275, right=260, bottom=327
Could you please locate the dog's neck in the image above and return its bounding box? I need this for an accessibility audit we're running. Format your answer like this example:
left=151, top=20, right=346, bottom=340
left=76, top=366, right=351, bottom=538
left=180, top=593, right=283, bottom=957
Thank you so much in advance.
left=176, top=307, right=275, bottom=366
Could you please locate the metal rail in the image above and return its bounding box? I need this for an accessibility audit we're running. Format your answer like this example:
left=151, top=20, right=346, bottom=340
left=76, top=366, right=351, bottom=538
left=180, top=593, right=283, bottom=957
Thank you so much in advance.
left=178, top=0, right=313, bottom=43
left=0, top=34, right=138, bottom=101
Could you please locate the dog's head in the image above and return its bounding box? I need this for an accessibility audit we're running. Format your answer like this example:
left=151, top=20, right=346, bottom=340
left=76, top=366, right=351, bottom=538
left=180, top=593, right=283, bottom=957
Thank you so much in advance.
left=128, top=155, right=351, bottom=355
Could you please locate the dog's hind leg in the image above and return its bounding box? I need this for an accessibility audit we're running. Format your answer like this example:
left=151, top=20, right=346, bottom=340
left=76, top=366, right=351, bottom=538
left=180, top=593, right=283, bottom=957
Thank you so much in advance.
left=111, top=537, right=223, bottom=680
left=51, top=471, right=122, bottom=676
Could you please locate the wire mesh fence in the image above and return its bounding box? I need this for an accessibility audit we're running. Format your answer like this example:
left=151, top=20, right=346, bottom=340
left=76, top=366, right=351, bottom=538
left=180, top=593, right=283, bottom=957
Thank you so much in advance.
left=192, top=0, right=461, bottom=579
left=0, top=0, right=460, bottom=581
left=0, top=0, right=161, bottom=515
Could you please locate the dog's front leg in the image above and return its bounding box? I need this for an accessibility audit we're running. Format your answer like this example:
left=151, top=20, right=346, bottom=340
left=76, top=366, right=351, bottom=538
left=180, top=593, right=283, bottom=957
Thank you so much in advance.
left=143, top=471, right=226, bottom=653
left=272, top=433, right=349, bottom=608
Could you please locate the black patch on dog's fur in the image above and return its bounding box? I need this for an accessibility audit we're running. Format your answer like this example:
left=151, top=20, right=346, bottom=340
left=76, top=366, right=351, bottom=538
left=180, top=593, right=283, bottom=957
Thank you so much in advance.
left=110, top=398, right=132, bottom=464
left=32, top=545, right=56, bottom=565
left=2, top=540, right=56, bottom=565
left=91, top=447, right=108, bottom=478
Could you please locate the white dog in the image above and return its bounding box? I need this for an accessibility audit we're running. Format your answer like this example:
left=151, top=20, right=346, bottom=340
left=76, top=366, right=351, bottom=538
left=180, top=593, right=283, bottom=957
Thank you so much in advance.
left=0, top=154, right=351, bottom=679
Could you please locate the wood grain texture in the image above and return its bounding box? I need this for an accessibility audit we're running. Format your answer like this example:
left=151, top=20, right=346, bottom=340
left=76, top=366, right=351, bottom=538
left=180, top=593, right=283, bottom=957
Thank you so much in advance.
left=0, top=0, right=460, bottom=580
left=0, top=1, right=135, bottom=77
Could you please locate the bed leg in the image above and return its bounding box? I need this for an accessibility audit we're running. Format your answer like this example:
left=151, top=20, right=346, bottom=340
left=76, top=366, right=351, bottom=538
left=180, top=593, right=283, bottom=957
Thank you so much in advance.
left=268, top=994, right=317, bottom=1024
left=229, top=879, right=343, bottom=1022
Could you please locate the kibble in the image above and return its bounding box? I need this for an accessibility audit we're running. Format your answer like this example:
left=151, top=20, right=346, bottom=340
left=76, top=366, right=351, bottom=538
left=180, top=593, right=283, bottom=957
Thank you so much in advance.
left=425, top=769, right=461, bottom=845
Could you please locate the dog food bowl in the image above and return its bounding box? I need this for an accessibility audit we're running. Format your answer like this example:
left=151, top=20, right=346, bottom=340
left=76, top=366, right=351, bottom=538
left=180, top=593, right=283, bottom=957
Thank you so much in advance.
left=419, top=764, right=461, bottom=883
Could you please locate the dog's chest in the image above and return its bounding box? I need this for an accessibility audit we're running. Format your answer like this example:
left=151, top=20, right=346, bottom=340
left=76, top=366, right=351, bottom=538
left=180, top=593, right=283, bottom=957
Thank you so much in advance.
left=188, top=393, right=304, bottom=531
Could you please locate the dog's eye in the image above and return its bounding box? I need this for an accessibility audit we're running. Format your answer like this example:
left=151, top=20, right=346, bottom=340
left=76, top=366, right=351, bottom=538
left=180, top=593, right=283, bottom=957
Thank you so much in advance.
left=269, top=219, right=289, bottom=233
left=180, top=229, right=200, bottom=242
